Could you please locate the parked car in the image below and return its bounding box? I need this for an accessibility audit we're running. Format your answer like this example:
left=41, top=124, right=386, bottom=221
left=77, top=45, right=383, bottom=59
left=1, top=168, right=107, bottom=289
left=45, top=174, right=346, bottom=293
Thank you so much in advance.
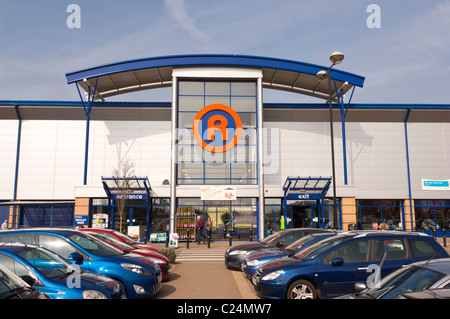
left=84, top=231, right=171, bottom=282
left=225, top=228, right=330, bottom=270
left=339, top=258, right=450, bottom=299
left=251, top=231, right=449, bottom=299
left=0, top=264, right=49, bottom=299
left=0, top=244, right=126, bottom=299
left=81, top=228, right=161, bottom=253
left=0, top=229, right=162, bottom=299
left=242, top=232, right=338, bottom=278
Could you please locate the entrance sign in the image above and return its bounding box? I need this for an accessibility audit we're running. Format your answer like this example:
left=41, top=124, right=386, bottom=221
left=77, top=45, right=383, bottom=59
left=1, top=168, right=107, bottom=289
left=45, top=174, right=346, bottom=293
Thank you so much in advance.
left=193, top=104, right=242, bottom=153
left=201, top=186, right=236, bottom=201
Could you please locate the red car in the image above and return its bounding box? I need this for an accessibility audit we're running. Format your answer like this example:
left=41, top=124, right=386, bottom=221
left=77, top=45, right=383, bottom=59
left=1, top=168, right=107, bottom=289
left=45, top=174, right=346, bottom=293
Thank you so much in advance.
left=80, top=230, right=170, bottom=282
left=81, top=228, right=161, bottom=253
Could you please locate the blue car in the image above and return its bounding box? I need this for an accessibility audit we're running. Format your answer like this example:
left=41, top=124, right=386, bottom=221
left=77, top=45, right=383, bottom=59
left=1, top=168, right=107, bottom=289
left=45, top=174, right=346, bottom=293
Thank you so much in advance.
left=242, top=232, right=338, bottom=278
left=0, top=229, right=162, bottom=299
left=0, top=244, right=126, bottom=299
left=251, top=231, right=449, bottom=299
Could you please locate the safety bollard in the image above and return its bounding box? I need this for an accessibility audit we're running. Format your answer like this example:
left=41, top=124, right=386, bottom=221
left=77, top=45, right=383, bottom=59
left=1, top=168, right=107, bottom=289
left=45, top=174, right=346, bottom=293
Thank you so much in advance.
left=229, top=229, right=232, bottom=246
left=207, top=231, right=211, bottom=248
left=249, top=228, right=253, bottom=242
left=443, top=229, right=447, bottom=247
left=165, top=231, right=169, bottom=248
left=186, top=229, right=190, bottom=249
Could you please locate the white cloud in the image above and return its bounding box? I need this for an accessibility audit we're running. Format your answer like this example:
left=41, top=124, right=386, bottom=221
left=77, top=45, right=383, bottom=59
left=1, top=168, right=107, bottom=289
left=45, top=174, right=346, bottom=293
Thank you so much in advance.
left=163, top=0, right=217, bottom=50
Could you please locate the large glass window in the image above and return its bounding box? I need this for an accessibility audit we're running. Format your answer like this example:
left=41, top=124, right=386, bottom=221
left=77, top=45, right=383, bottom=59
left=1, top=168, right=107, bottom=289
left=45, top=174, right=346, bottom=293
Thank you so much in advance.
left=177, top=80, right=257, bottom=185
left=414, top=200, right=450, bottom=231
left=356, top=200, right=404, bottom=230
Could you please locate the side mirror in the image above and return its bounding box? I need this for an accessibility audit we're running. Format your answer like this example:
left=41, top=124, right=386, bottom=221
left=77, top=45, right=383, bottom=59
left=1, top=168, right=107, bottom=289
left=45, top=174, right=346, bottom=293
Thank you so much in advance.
left=275, top=241, right=283, bottom=248
left=331, top=257, right=344, bottom=266
left=68, top=252, right=84, bottom=265
left=20, top=275, right=36, bottom=286
left=355, top=282, right=367, bottom=292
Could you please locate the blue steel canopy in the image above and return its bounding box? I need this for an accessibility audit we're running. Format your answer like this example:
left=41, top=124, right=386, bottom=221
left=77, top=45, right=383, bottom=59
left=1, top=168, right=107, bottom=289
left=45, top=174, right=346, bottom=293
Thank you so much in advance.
left=101, top=177, right=151, bottom=201
left=283, top=177, right=331, bottom=200
left=65, top=54, right=365, bottom=101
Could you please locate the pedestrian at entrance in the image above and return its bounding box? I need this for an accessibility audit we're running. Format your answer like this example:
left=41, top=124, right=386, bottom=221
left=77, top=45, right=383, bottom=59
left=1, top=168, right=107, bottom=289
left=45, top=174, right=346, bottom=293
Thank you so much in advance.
left=1, top=220, right=8, bottom=230
left=205, top=217, right=212, bottom=243
left=196, top=215, right=203, bottom=244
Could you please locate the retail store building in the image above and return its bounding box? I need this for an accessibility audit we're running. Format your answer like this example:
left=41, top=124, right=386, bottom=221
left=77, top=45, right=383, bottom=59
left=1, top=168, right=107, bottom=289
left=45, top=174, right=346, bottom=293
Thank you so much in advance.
left=1, top=55, right=449, bottom=241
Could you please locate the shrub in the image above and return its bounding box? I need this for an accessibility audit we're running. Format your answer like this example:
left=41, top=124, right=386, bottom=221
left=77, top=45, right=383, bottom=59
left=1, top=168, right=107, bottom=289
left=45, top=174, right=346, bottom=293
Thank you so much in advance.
left=161, top=247, right=177, bottom=263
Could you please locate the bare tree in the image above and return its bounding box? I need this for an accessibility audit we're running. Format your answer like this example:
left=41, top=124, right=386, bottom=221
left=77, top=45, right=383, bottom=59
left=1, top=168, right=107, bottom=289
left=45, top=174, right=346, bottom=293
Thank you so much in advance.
left=111, top=158, right=136, bottom=233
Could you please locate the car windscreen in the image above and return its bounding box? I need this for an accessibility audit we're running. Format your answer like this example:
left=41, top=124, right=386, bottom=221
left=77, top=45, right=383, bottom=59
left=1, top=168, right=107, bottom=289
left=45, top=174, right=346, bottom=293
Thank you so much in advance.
left=68, top=233, right=123, bottom=257
left=363, top=265, right=446, bottom=299
left=16, top=247, right=73, bottom=281
left=0, top=266, right=28, bottom=298
left=292, top=235, right=351, bottom=259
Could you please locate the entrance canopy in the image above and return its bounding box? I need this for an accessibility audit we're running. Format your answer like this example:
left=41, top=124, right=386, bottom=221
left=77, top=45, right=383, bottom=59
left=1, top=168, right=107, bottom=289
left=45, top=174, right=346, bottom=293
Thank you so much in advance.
left=283, top=177, right=331, bottom=201
left=66, top=54, right=365, bottom=101
left=101, top=177, right=151, bottom=201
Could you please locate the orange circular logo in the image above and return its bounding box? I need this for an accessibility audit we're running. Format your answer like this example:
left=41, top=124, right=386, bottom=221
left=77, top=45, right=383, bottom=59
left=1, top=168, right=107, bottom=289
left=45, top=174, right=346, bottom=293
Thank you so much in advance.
left=192, top=104, right=242, bottom=153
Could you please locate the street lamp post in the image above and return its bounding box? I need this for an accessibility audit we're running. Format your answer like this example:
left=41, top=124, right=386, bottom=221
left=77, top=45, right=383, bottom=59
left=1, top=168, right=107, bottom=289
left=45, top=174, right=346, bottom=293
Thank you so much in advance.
left=317, top=51, right=344, bottom=228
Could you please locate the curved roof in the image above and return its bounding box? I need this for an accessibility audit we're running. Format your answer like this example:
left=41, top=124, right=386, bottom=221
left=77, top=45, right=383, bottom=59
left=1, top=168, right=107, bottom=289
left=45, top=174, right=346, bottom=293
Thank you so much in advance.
left=65, top=54, right=365, bottom=101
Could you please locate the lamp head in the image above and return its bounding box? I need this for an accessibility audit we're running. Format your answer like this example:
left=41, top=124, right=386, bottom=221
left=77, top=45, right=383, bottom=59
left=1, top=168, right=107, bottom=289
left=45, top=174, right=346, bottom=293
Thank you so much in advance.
left=330, top=51, right=344, bottom=65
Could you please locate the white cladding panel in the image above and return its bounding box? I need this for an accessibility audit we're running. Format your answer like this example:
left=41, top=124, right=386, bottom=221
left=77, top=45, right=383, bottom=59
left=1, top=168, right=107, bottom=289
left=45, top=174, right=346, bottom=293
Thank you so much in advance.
left=263, top=121, right=410, bottom=199
left=2, top=117, right=449, bottom=201
left=408, top=123, right=450, bottom=198
left=13, top=120, right=171, bottom=200
left=0, top=120, right=19, bottom=199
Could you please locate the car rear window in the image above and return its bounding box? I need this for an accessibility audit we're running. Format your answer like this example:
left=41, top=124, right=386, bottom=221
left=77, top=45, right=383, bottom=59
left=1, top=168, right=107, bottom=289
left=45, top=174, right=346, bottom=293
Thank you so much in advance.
left=409, top=239, right=439, bottom=259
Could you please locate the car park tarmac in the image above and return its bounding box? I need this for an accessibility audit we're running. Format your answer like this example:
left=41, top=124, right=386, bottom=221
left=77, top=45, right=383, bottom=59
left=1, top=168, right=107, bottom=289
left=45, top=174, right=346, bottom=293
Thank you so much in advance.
left=151, top=241, right=258, bottom=299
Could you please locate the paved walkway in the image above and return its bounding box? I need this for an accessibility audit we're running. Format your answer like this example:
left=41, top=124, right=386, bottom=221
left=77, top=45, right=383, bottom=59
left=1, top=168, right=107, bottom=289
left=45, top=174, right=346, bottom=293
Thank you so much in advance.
left=150, top=240, right=258, bottom=299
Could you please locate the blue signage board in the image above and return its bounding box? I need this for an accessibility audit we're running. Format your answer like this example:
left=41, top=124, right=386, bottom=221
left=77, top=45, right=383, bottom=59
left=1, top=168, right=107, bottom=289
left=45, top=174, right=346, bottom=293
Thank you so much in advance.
left=111, top=193, right=149, bottom=200
left=286, top=193, right=324, bottom=200
left=74, top=215, right=88, bottom=226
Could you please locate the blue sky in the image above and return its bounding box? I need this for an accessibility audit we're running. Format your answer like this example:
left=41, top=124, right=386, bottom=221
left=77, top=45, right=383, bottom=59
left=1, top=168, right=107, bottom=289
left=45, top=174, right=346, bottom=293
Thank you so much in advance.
left=1, top=0, right=449, bottom=104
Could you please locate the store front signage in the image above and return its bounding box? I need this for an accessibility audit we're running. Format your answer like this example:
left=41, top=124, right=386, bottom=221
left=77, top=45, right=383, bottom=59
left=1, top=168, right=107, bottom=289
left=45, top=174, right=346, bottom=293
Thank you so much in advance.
left=422, top=179, right=450, bottom=191
left=201, top=186, right=236, bottom=200
left=286, top=193, right=324, bottom=200
left=73, top=215, right=88, bottom=226
left=111, top=194, right=148, bottom=200
left=193, top=104, right=242, bottom=153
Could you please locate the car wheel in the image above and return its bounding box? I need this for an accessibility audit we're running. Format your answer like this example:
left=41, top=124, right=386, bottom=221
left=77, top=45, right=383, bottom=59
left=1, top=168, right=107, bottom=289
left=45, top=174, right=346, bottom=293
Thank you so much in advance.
left=287, top=280, right=317, bottom=299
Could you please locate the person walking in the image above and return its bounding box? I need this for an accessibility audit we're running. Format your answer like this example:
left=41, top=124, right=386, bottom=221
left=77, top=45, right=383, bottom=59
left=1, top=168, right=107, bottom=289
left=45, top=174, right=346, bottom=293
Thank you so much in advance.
left=196, top=215, right=203, bottom=244
left=205, top=217, right=212, bottom=244
left=1, top=220, right=8, bottom=230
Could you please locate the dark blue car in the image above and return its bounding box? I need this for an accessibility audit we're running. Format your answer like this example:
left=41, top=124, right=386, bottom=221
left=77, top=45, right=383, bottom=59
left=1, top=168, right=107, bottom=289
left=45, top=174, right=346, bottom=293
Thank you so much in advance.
left=251, top=231, right=449, bottom=299
left=242, top=232, right=338, bottom=278
left=0, top=229, right=161, bottom=299
left=0, top=244, right=126, bottom=299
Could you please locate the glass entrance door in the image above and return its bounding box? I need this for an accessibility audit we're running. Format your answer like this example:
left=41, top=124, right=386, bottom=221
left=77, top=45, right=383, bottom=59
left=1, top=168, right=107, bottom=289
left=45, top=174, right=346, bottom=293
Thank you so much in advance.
left=287, top=203, right=320, bottom=229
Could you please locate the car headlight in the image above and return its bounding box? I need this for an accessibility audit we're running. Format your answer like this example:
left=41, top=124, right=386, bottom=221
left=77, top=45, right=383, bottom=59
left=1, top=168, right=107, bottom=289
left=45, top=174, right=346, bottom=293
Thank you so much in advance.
left=82, top=290, right=107, bottom=299
left=246, top=259, right=260, bottom=267
left=229, top=250, right=247, bottom=256
left=147, top=257, right=165, bottom=265
left=261, top=270, right=284, bottom=281
left=121, top=263, right=152, bottom=276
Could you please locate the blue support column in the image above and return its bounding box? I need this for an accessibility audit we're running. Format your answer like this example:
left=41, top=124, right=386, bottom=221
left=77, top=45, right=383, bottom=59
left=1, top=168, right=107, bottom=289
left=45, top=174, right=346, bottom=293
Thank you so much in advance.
left=404, top=108, right=414, bottom=231
left=76, top=78, right=98, bottom=185
left=334, top=82, right=355, bottom=186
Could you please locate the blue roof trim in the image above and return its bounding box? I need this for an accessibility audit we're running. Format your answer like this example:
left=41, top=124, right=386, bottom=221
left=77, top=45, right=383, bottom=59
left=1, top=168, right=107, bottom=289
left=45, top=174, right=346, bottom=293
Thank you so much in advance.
left=65, top=54, right=365, bottom=87
left=1, top=101, right=450, bottom=110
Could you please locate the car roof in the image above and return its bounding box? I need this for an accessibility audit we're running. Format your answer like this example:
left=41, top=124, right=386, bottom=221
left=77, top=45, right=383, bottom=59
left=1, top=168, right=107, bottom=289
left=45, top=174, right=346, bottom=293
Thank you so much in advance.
left=409, top=258, right=450, bottom=275
left=0, top=228, right=82, bottom=237
left=0, top=243, right=41, bottom=253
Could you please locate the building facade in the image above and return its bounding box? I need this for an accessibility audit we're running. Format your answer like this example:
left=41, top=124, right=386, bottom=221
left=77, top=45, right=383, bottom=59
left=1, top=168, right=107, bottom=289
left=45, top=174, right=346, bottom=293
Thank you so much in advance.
left=1, top=55, right=449, bottom=241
